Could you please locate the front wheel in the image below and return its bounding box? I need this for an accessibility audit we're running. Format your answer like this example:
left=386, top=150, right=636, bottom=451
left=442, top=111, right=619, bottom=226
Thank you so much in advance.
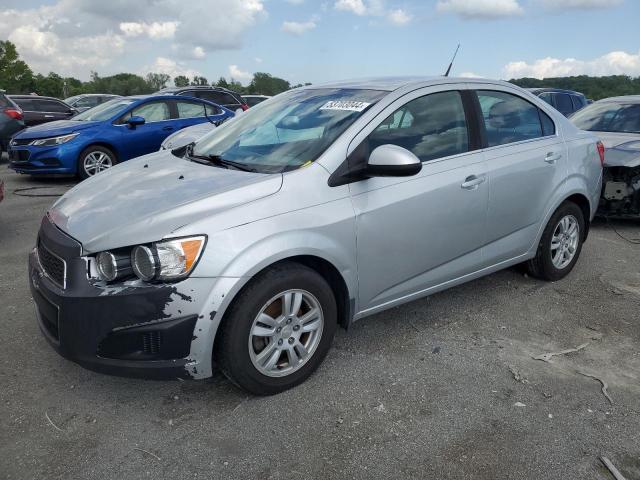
left=78, top=146, right=117, bottom=179
left=215, top=262, right=337, bottom=395
left=526, top=201, right=585, bottom=281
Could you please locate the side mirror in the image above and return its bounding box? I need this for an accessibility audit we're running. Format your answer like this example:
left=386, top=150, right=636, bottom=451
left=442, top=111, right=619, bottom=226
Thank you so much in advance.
left=367, top=144, right=422, bottom=177
left=127, top=116, right=146, bottom=128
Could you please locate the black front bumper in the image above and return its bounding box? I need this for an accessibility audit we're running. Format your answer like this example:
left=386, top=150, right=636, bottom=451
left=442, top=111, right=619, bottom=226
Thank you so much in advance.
left=29, top=216, right=197, bottom=379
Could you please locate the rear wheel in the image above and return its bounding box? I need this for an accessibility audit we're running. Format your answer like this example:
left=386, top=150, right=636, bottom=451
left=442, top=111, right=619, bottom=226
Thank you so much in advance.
left=215, top=262, right=337, bottom=395
left=526, top=201, right=585, bottom=281
left=78, top=146, right=117, bottom=179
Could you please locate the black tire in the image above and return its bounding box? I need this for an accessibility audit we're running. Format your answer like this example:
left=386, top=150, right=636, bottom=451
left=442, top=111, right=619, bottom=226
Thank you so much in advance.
left=526, top=201, right=585, bottom=281
left=215, top=262, right=337, bottom=395
left=78, top=145, right=117, bottom=180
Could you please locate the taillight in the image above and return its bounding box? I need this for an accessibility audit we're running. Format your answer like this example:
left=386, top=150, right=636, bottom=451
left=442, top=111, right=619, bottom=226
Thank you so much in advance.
left=241, top=104, right=249, bottom=111
left=596, top=140, right=605, bottom=167
left=4, top=108, right=23, bottom=120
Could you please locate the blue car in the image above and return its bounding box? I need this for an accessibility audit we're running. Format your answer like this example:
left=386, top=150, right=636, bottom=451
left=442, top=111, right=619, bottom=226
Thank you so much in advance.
left=8, top=95, right=233, bottom=179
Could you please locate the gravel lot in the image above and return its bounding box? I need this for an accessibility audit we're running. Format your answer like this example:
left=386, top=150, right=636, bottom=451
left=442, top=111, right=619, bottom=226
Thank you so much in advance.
left=1, top=156, right=639, bottom=480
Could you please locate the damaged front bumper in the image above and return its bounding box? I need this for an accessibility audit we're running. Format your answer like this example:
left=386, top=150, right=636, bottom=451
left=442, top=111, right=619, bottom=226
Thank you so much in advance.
left=29, top=215, right=221, bottom=380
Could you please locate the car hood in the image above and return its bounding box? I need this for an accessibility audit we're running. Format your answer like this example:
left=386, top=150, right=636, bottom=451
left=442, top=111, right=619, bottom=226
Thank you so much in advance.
left=49, top=150, right=283, bottom=253
left=15, top=120, right=100, bottom=139
left=595, top=132, right=640, bottom=168
left=161, top=123, right=217, bottom=150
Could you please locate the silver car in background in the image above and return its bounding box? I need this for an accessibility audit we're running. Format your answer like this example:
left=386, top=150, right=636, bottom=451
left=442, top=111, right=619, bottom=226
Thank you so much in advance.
left=570, top=96, right=640, bottom=217
left=30, top=77, right=603, bottom=395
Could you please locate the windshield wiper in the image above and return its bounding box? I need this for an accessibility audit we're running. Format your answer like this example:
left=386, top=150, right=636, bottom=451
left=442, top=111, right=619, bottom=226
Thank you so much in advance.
left=186, top=145, right=256, bottom=172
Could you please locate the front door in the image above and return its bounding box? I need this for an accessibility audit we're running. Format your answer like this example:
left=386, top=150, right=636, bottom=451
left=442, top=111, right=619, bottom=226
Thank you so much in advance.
left=115, top=100, right=174, bottom=160
left=349, top=87, right=488, bottom=313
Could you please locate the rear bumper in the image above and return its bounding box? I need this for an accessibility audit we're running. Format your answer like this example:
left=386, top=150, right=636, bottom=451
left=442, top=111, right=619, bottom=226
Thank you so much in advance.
left=29, top=216, right=213, bottom=380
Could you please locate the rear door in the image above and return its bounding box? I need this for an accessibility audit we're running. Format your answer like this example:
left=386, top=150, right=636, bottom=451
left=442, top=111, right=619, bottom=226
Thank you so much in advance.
left=115, top=100, right=173, bottom=159
left=11, top=98, right=42, bottom=126
left=475, top=88, right=566, bottom=265
left=35, top=99, right=76, bottom=122
left=173, top=99, right=220, bottom=130
left=349, top=86, right=488, bottom=312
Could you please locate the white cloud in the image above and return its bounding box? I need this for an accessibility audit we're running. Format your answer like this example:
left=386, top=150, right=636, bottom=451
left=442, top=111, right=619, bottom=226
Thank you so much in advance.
left=191, top=46, right=206, bottom=59
left=285, top=0, right=305, bottom=4
left=142, top=57, right=201, bottom=79
left=460, top=71, right=483, bottom=78
left=334, top=0, right=385, bottom=16
left=281, top=19, right=317, bottom=34
left=229, top=64, right=252, bottom=82
left=119, top=21, right=178, bottom=39
left=388, top=9, right=412, bottom=25
left=539, top=0, right=622, bottom=9
left=437, top=0, right=524, bottom=19
left=0, top=0, right=268, bottom=78
left=255, top=57, right=263, bottom=63
left=503, top=50, right=640, bottom=79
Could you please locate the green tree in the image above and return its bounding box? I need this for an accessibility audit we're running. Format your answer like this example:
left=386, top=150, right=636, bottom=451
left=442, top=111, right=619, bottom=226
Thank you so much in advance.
left=145, top=72, right=171, bottom=91
left=215, top=77, right=229, bottom=89
left=247, top=72, right=290, bottom=96
left=0, top=40, right=34, bottom=93
left=174, top=75, right=189, bottom=87
left=33, top=72, right=65, bottom=97
left=191, top=76, right=208, bottom=86
left=227, top=79, right=246, bottom=94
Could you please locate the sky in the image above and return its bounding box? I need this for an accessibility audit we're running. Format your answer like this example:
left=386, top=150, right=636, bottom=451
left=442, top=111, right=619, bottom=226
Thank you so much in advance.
left=0, top=0, right=638, bottom=85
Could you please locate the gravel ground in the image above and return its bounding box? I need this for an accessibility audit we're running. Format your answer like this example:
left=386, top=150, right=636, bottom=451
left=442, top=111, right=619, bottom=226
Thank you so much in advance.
left=1, top=157, right=639, bottom=480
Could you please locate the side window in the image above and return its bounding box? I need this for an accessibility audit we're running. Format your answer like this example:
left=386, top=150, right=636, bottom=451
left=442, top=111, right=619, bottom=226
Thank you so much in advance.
left=553, top=93, right=573, bottom=114
left=368, top=91, right=468, bottom=162
left=199, top=91, right=238, bottom=107
left=540, top=109, right=556, bottom=136
left=13, top=98, right=35, bottom=111
left=130, top=101, right=170, bottom=122
left=37, top=99, right=70, bottom=112
left=205, top=104, right=222, bottom=116
left=75, top=97, right=100, bottom=108
left=538, top=92, right=553, bottom=106
left=571, top=95, right=585, bottom=111
left=477, top=90, right=543, bottom=147
left=176, top=101, right=206, bottom=118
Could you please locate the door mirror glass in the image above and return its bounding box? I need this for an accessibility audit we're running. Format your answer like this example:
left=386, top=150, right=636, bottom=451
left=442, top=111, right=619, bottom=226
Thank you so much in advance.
left=367, top=144, right=422, bottom=177
left=127, top=115, right=146, bottom=128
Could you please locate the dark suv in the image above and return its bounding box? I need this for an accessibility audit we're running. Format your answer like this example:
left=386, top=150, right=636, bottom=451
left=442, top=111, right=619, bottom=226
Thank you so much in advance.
left=8, top=95, right=78, bottom=127
left=0, top=91, right=25, bottom=155
left=528, top=88, right=588, bottom=117
left=153, top=86, right=248, bottom=112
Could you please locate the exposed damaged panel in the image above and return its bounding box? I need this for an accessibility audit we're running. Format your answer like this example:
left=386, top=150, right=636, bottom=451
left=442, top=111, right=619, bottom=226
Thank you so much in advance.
left=600, top=166, right=640, bottom=217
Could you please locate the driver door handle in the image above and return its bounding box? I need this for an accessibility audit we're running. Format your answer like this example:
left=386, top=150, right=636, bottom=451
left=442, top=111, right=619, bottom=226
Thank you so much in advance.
left=545, top=152, right=562, bottom=164
left=461, top=175, right=486, bottom=190
left=162, top=126, right=174, bottom=131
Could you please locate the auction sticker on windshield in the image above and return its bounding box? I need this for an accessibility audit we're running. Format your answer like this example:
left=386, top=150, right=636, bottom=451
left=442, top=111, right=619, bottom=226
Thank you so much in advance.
left=320, top=100, right=371, bottom=112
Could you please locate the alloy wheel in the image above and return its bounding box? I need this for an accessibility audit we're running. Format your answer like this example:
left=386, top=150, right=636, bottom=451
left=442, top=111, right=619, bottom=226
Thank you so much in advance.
left=248, top=289, right=324, bottom=378
left=83, top=151, right=113, bottom=176
left=550, top=214, right=579, bottom=269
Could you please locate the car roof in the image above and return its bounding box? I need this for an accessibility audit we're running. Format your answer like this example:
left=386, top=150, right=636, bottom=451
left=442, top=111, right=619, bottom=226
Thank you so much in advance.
left=303, top=76, right=516, bottom=92
left=596, top=95, right=640, bottom=104
left=8, top=95, right=67, bottom=101
left=155, top=86, right=240, bottom=95
left=527, top=87, right=584, bottom=96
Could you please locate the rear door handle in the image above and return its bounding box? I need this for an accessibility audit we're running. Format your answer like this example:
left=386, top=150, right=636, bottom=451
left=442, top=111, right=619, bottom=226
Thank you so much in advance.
left=545, top=152, right=562, bottom=164
left=461, top=175, right=486, bottom=190
left=44, top=115, right=54, bottom=118
left=162, top=126, right=174, bottom=131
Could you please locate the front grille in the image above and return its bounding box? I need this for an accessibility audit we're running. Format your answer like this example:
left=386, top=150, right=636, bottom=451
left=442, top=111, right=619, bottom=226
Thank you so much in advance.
left=11, top=138, right=32, bottom=146
left=38, top=240, right=66, bottom=288
left=142, top=331, right=162, bottom=355
left=9, top=149, right=30, bottom=162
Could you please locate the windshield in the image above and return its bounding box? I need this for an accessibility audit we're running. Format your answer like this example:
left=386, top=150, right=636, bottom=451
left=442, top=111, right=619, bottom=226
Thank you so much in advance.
left=64, top=95, right=81, bottom=104
left=192, top=88, right=387, bottom=173
left=73, top=98, right=137, bottom=122
left=571, top=101, right=640, bottom=134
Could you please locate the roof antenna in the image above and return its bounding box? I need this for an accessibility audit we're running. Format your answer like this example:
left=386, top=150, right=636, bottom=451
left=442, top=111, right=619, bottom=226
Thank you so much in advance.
left=444, top=43, right=460, bottom=77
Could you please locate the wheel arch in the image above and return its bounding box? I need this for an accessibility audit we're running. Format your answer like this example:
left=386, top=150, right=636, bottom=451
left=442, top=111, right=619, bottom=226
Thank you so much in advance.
left=564, top=192, right=591, bottom=241
left=78, top=142, right=120, bottom=161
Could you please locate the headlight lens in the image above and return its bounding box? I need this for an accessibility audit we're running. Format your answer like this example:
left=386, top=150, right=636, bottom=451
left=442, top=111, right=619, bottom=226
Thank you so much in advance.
left=131, top=246, right=157, bottom=281
left=96, top=251, right=133, bottom=282
left=154, top=236, right=206, bottom=281
left=31, top=133, right=78, bottom=147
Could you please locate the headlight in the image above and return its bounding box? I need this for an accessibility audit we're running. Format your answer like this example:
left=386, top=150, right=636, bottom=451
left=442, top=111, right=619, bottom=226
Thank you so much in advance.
left=94, top=236, right=206, bottom=284
left=96, top=251, right=133, bottom=282
left=31, top=133, right=78, bottom=147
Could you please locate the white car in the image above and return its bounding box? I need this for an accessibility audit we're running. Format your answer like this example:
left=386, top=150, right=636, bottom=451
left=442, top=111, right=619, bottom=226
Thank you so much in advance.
left=160, top=122, right=219, bottom=150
